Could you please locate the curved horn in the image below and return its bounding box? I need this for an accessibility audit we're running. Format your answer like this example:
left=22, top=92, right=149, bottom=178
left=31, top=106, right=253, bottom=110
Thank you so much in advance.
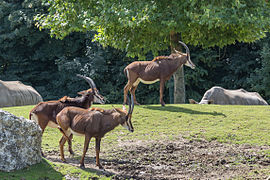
left=178, top=41, right=195, bottom=69
left=178, top=41, right=190, bottom=58
left=128, top=94, right=134, bottom=115
left=77, top=74, right=97, bottom=89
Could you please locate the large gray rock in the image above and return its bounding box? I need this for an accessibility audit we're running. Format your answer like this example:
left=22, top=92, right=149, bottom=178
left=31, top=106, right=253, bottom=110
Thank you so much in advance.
left=0, top=80, right=43, bottom=108
left=0, top=109, right=42, bottom=172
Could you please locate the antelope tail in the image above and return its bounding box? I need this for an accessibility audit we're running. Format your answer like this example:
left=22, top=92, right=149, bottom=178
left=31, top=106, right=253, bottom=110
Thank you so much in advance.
left=124, top=69, right=129, bottom=79
left=58, top=126, right=70, bottom=141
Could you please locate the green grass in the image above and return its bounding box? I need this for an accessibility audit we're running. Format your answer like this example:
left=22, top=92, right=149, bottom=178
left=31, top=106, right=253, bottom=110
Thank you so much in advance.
left=0, top=158, right=109, bottom=180
left=1, top=104, right=270, bottom=179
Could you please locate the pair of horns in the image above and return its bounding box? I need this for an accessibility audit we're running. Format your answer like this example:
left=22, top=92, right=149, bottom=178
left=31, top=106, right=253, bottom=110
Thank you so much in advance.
left=77, top=74, right=97, bottom=90
left=174, top=41, right=190, bottom=56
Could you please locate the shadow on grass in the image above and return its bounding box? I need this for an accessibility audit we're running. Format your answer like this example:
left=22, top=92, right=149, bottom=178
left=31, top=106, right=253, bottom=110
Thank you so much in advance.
left=143, top=105, right=226, bottom=117
left=0, top=159, right=63, bottom=180
left=83, top=157, right=136, bottom=179
left=46, top=155, right=116, bottom=178
left=46, top=155, right=136, bottom=179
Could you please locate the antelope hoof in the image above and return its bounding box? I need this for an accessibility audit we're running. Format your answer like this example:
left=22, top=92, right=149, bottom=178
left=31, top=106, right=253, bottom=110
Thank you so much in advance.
left=80, top=164, right=85, bottom=169
left=41, top=151, right=46, bottom=157
left=134, top=102, right=141, bottom=105
left=161, top=102, right=166, bottom=106
left=61, top=157, right=66, bottom=162
left=69, top=149, right=75, bottom=155
left=97, top=164, right=104, bottom=169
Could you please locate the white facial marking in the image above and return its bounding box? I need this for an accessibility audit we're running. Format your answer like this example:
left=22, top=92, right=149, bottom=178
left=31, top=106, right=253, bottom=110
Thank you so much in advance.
left=185, top=58, right=195, bottom=69
left=94, top=95, right=104, bottom=104
left=121, top=123, right=129, bottom=131
left=185, top=61, right=194, bottom=69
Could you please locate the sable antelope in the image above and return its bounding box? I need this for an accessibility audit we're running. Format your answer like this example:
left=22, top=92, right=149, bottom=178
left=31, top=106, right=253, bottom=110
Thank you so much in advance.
left=189, top=86, right=268, bottom=105
left=29, top=74, right=105, bottom=156
left=56, top=94, right=135, bottom=169
left=123, top=41, right=195, bottom=106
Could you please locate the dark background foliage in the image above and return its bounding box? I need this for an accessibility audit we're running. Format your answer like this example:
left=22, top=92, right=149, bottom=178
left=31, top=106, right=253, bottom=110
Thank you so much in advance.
left=1, top=0, right=269, bottom=104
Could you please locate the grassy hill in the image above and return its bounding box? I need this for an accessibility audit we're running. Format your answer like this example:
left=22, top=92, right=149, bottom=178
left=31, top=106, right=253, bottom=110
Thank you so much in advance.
left=1, top=104, right=270, bottom=179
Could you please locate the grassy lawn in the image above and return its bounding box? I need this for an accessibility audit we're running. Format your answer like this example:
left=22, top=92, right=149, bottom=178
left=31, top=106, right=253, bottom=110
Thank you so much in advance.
left=0, top=104, right=270, bottom=179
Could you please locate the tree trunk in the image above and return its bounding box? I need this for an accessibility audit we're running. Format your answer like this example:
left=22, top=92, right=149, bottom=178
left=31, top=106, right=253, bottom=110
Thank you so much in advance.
left=173, top=66, right=185, bottom=103
left=170, top=31, right=186, bottom=104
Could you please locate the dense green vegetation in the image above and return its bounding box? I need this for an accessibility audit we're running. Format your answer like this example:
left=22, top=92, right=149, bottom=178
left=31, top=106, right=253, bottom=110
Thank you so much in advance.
left=1, top=0, right=270, bottom=105
left=1, top=0, right=270, bottom=179
left=34, top=0, right=270, bottom=103
left=1, top=104, right=270, bottom=179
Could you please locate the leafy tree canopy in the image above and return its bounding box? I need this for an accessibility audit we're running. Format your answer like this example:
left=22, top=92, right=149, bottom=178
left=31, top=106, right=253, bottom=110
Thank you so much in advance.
left=36, top=0, right=270, bottom=58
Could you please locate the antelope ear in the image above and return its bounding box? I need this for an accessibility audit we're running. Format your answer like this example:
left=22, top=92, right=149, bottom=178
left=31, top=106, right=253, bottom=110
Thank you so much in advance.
left=114, top=108, right=124, bottom=114
left=174, top=48, right=180, bottom=54
left=59, top=96, right=68, bottom=102
left=189, top=99, right=198, bottom=104
left=77, top=90, right=86, bottom=95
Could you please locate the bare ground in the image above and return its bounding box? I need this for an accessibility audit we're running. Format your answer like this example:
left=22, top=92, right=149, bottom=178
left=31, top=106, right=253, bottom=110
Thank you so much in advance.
left=45, top=136, right=270, bottom=179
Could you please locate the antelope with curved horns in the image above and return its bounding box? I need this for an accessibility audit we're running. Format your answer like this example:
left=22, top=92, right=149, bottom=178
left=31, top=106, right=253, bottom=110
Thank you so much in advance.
left=56, top=94, right=135, bottom=169
left=123, top=41, right=195, bottom=106
left=29, top=74, right=105, bottom=156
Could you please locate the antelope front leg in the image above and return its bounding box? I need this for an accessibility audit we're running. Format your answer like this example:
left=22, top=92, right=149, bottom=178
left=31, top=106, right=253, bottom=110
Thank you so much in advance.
left=95, top=138, right=103, bottom=169
left=131, top=85, right=140, bottom=105
left=80, top=135, right=91, bottom=169
left=59, top=135, right=67, bottom=162
left=39, top=120, right=49, bottom=157
left=68, top=134, right=74, bottom=155
left=159, top=80, right=166, bottom=106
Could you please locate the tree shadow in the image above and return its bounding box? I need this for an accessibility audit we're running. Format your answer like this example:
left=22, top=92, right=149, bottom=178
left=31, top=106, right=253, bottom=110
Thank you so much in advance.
left=0, top=159, right=63, bottom=179
left=143, top=105, right=226, bottom=117
left=46, top=154, right=139, bottom=179
left=46, top=155, right=117, bottom=178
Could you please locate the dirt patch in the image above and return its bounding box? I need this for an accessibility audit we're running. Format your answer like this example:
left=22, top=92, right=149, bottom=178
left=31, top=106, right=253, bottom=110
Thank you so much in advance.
left=45, top=136, right=270, bottom=179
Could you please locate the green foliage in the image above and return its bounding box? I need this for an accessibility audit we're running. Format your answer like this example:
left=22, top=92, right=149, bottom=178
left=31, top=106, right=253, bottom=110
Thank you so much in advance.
left=248, top=37, right=270, bottom=102
left=1, top=0, right=270, bottom=104
left=36, top=0, right=270, bottom=58
left=185, top=46, right=222, bottom=100
left=221, top=43, right=261, bottom=90
left=0, top=0, right=88, bottom=100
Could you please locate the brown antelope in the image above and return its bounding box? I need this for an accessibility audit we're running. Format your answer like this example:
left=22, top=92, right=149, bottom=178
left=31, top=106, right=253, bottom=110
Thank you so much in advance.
left=56, top=94, right=134, bottom=169
left=123, top=41, right=195, bottom=106
left=29, top=74, right=105, bottom=156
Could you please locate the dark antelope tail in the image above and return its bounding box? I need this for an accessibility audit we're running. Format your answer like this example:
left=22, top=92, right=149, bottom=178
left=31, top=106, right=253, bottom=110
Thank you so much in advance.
left=58, top=126, right=71, bottom=143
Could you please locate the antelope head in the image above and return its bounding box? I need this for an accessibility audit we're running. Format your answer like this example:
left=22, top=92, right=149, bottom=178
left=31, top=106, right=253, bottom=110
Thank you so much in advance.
left=77, top=74, right=105, bottom=104
left=174, top=41, right=196, bottom=69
